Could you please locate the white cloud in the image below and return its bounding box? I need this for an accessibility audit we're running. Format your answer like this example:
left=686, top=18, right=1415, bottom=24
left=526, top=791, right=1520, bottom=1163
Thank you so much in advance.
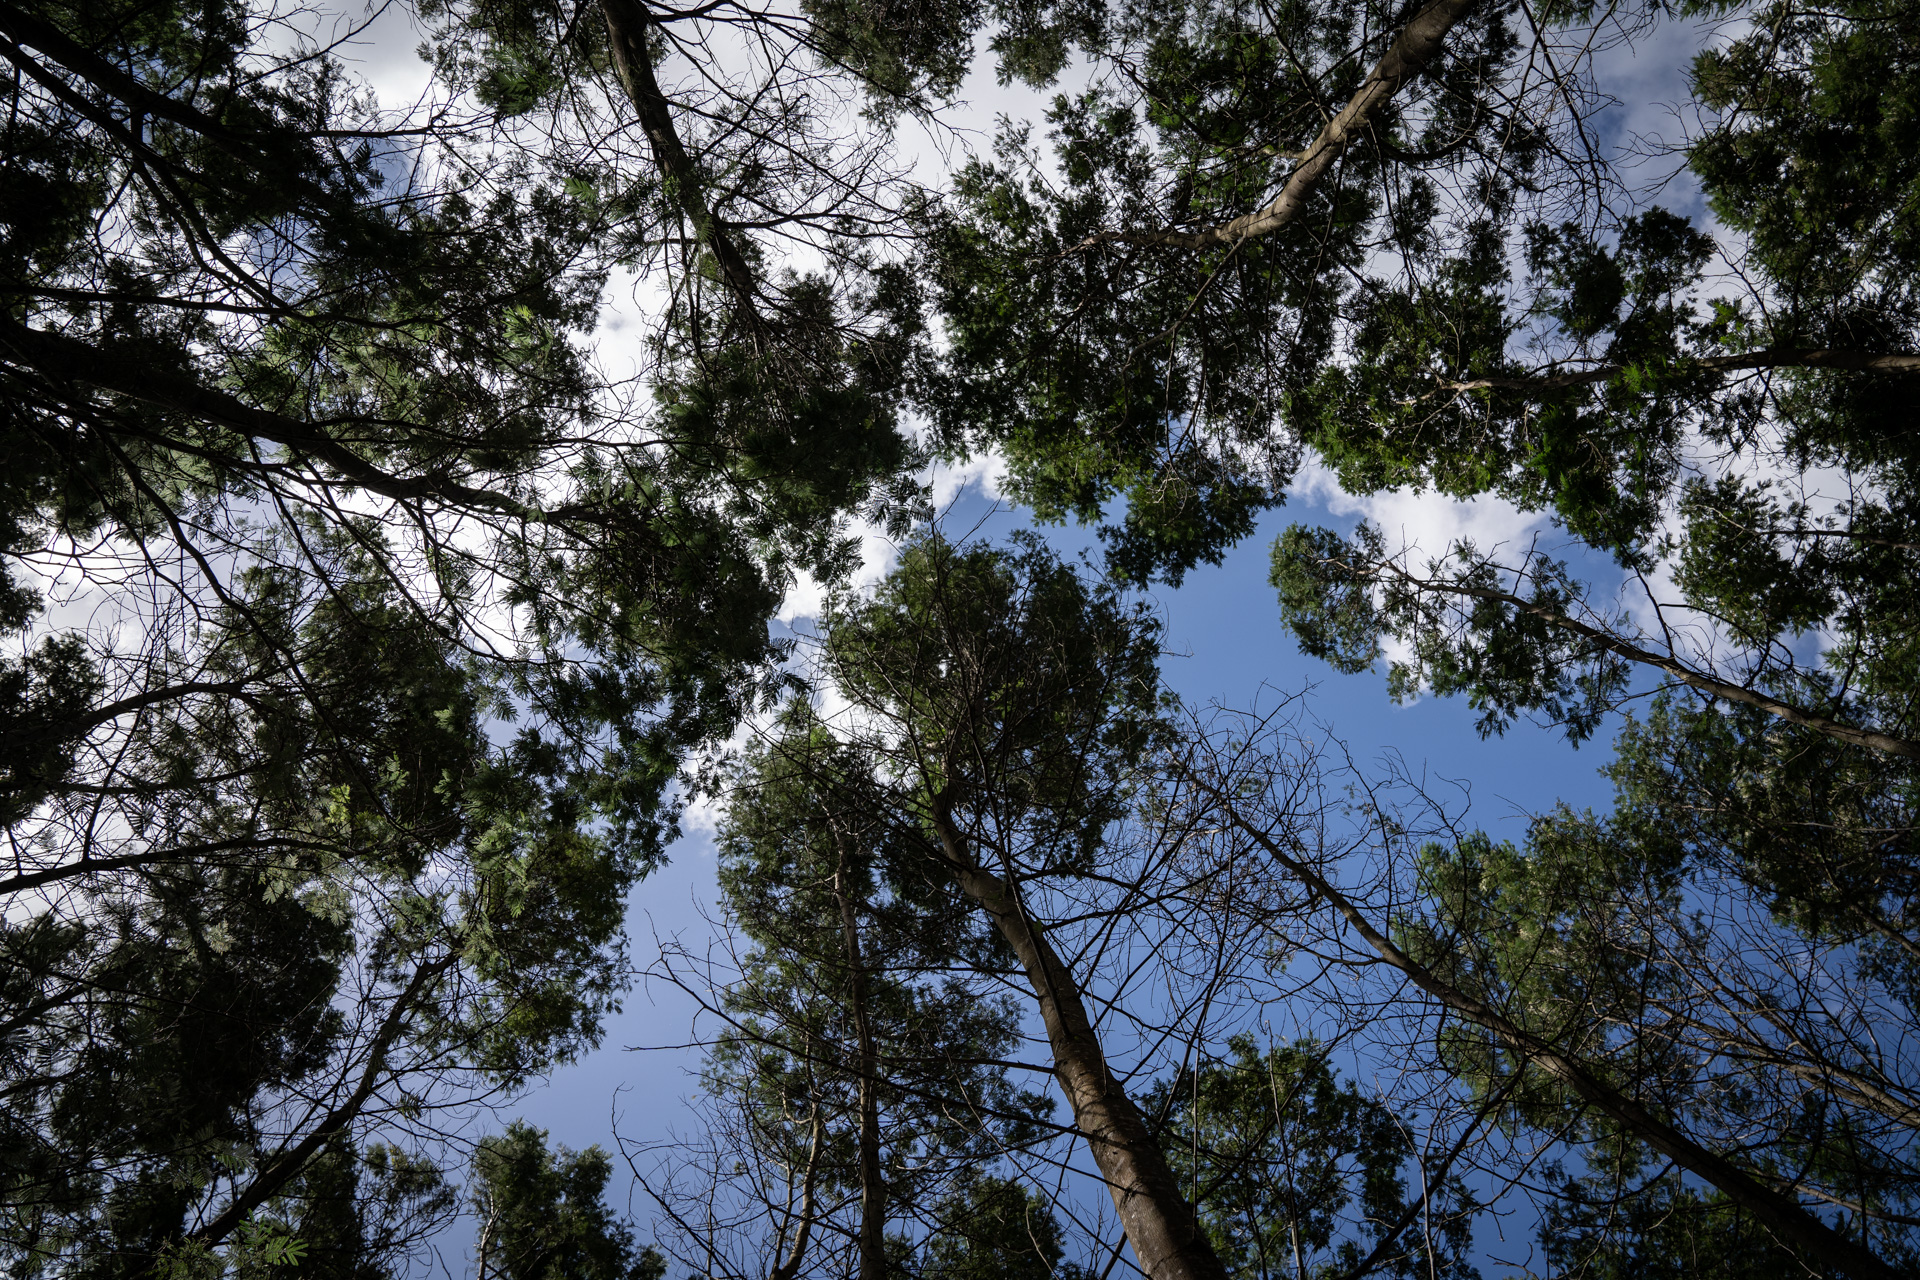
left=1292, top=454, right=1547, bottom=563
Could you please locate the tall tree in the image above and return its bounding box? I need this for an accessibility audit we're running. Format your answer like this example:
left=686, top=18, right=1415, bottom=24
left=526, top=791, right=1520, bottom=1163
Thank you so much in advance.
left=663, top=704, right=1052, bottom=1280
left=921, top=0, right=1556, bottom=582
left=1165, top=708, right=1917, bottom=1280
left=1243, top=3, right=1920, bottom=1275
left=470, top=1122, right=663, bottom=1280
left=816, top=533, right=1231, bottom=1280
left=916, top=1175, right=1089, bottom=1280
left=1144, top=1037, right=1480, bottom=1280
left=1259, top=0, right=1920, bottom=766
left=1, top=0, right=935, bottom=1259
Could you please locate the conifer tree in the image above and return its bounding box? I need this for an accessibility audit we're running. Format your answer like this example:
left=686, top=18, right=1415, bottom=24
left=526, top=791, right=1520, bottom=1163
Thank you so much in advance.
left=470, top=1122, right=663, bottom=1280
left=677, top=705, right=1052, bottom=1280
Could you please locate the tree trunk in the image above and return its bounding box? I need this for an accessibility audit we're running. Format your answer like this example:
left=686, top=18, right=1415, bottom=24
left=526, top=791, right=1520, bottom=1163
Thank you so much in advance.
left=931, top=804, right=1229, bottom=1280
left=767, top=1110, right=824, bottom=1280
left=598, top=0, right=763, bottom=324
left=832, top=823, right=888, bottom=1280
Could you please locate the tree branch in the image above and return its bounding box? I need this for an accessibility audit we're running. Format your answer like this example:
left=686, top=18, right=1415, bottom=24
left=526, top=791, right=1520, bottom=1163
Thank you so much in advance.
left=0, top=836, right=339, bottom=897
left=189, top=951, right=458, bottom=1247
left=599, top=0, right=764, bottom=326
left=1, top=320, right=583, bottom=525
left=1429, top=347, right=1920, bottom=396
left=1335, top=550, right=1920, bottom=758
left=1182, top=760, right=1905, bottom=1280
left=1086, top=0, right=1478, bottom=251
left=927, top=798, right=1228, bottom=1280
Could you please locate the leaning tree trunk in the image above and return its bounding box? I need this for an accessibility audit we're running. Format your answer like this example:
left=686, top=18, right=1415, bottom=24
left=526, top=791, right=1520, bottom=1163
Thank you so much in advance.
left=1190, top=769, right=1908, bottom=1280
left=931, top=803, right=1229, bottom=1280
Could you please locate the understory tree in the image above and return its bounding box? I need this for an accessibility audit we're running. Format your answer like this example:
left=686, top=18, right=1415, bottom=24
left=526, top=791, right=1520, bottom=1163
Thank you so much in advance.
left=469, top=1122, right=663, bottom=1280
left=646, top=705, right=1052, bottom=1280
left=1145, top=1037, right=1479, bottom=1280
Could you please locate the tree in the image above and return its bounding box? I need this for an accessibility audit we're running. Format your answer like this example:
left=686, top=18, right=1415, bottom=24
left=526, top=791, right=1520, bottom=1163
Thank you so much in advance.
left=1145, top=1037, right=1479, bottom=1280
left=816, top=533, right=1229, bottom=1280
left=887, top=0, right=1920, bottom=1272
left=916, top=1175, right=1089, bottom=1280
left=1, top=0, right=935, bottom=1260
left=1398, top=729, right=1920, bottom=1278
left=1538, top=1160, right=1856, bottom=1279
left=13, top=0, right=1919, bottom=1273
left=0, top=552, right=672, bottom=1277
left=470, top=1122, right=664, bottom=1280
left=147, top=1142, right=459, bottom=1280
left=1164, top=707, right=1916, bottom=1280
left=920, top=0, right=1561, bottom=582
left=649, top=704, right=1052, bottom=1280
left=1253, top=0, right=1920, bottom=776
left=1236, top=4, right=1920, bottom=1275
left=727, top=542, right=1522, bottom=1280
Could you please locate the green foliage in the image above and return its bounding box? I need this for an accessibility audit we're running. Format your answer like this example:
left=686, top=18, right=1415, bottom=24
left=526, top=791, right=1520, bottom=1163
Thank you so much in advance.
left=920, top=0, right=1542, bottom=582
left=1146, top=1038, right=1479, bottom=1280
left=924, top=97, right=1303, bottom=584
left=1271, top=522, right=1633, bottom=742
left=1401, top=770, right=1920, bottom=1270
left=802, top=0, right=984, bottom=108
left=1690, top=0, right=1920, bottom=330
left=0, top=634, right=105, bottom=826
left=1600, top=690, right=1920, bottom=948
left=700, top=703, right=1053, bottom=1264
left=823, top=532, right=1168, bottom=860
left=1540, top=1167, right=1841, bottom=1280
left=471, top=1123, right=663, bottom=1280
left=1301, top=210, right=1721, bottom=568
left=916, top=1176, right=1088, bottom=1280
left=0, top=0, right=933, bottom=1264
left=701, top=536, right=1177, bottom=1273
left=11, top=0, right=1920, bottom=1275
left=108, top=1143, right=454, bottom=1280
left=1267, top=0, right=1920, bottom=766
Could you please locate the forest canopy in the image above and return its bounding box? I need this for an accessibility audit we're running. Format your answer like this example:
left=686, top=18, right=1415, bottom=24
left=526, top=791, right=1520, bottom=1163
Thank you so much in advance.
left=2, top=0, right=1916, bottom=1274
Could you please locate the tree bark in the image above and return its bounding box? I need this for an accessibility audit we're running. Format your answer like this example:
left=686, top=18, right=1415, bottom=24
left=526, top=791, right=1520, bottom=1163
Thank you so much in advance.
left=929, top=801, right=1229, bottom=1280
left=598, top=0, right=762, bottom=325
left=767, top=1110, right=824, bottom=1280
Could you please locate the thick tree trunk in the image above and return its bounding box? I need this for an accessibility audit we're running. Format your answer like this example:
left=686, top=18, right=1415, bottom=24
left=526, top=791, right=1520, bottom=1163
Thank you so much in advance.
left=930, top=805, right=1229, bottom=1280
left=1095, top=0, right=1479, bottom=251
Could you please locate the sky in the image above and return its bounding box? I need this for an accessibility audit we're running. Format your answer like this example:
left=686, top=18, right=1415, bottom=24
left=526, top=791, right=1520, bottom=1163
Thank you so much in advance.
left=313, top=3, right=1721, bottom=1269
